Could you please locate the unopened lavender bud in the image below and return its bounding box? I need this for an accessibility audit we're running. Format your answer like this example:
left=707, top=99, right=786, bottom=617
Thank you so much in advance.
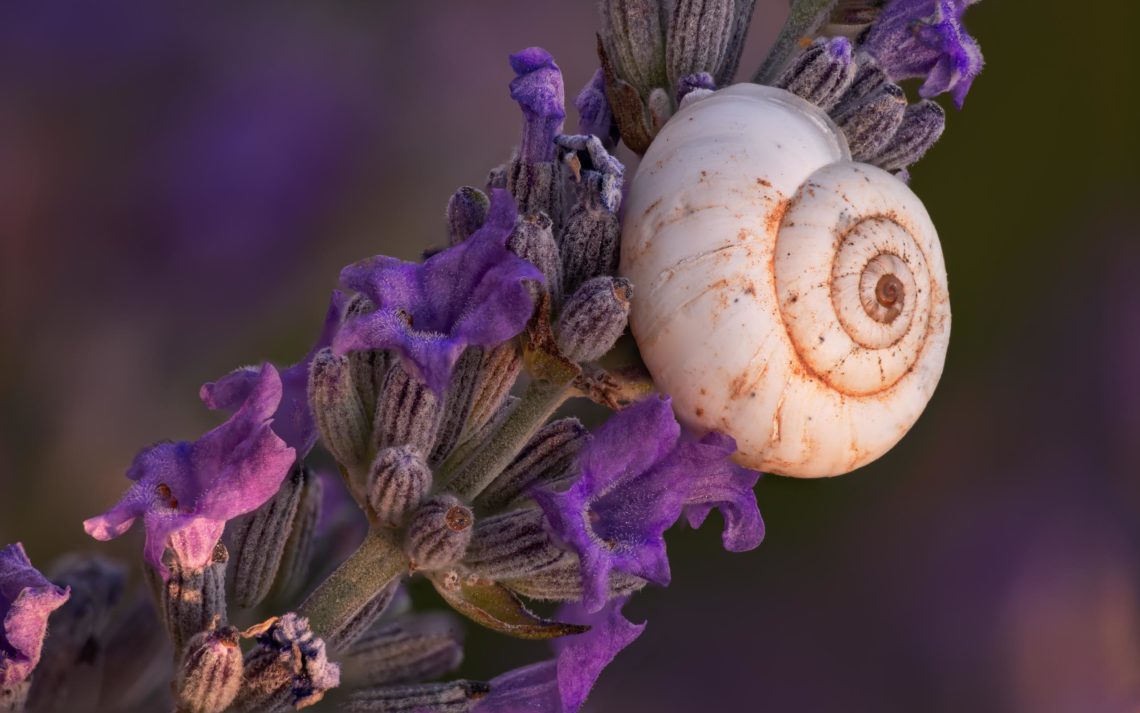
left=832, top=52, right=889, bottom=115
left=478, top=418, right=590, bottom=510
left=235, top=614, right=340, bottom=712
left=775, top=37, right=856, bottom=112
left=666, top=0, right=734, bottom=88
left=323, top=581, right=400, bottom=654
left=464, top=509, right=572, bottom=580
left=368, top=446, right=431, bottom=528
left=176, top=625, right=243, bottom=713
left=447, top=186, right=489, bottom=246
left=507, top=211, right=562, bottom=302
left=404, top=495, right=474, bottom=572
left=869, top=99, right=946, bottom=171
left=310, top=347, right=370, bottom=470
left=506, top=161, right=563, bottom=236
left=463, top=345, right=522, bottom=442
left=272, top=471, right=322, bottom=602
left=344, top=680, right=489, bottom=713
left=162, top=544, right=228, bottom=655
left=229, top=464, right=307, bottom=609
left=344, top=294, right=390, bottom=419
left=560, top=178, right=622, bottom=295
left=599, top=0, right=667, bottom=95
left=675, top=71, right=716, bottom=104
left=504, top=562, right=646, bottom=602
left=833, top=82, right=907, bottom=161
left=429, top=348, right=483, bottom=467
left=374, top=363, right=442, bottom=456
left=341, top=613, right=463, bottom=687
left=557, top=277, right=632, bottom=362
left=575, top=69, right=619, bottom=150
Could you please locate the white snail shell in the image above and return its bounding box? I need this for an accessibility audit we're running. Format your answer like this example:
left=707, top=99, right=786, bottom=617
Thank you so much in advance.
left=621, top=84, right=950, bottom=478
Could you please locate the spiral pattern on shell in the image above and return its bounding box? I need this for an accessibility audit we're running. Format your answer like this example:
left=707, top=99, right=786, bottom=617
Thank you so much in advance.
left=620, top=84, right=950, bottom=477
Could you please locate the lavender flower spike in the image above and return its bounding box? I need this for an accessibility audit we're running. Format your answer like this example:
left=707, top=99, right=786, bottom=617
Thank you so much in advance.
left=862, top=0, right=984, bottom=107
left=84, top=364, right=296, bottom=578
left=0, top=544, right=70, bottom=687
left=510, top=47, right=566, bottom=164
left=333, top=189, right=543, bottom=394
left=534, top=395, right=763, bottom=611
left=201, top=290, right=346, bottom=456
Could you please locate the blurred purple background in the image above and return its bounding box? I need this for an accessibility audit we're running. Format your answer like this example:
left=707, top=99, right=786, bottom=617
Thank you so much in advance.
left=2, top=2, right=1139, bottom=711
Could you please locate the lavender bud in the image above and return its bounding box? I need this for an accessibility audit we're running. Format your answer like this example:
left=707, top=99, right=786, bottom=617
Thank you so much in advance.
left=429, top=348, right=483, bottom=467
left=504, top=562, right=646, bottom=602
left=443, top=394, right=520, bottom=475
left=163, top=544, right=228, bottom=655
left=557, top=277, right=632, bottom=363
left=341, top=613, right=463, bottom=687
left=446, top=186, right=489, bottom=245
left=344, top=680, right=489, bottom=713
left=647, top=86, right=672, bottom=132
left=507, top=211, right=562, bottom=302
left=559, top=178, right=622, bottom=295
left=235, top=614, right=340, bottom=712
left=666, top=0, right=735, bottom=89
left=675, top=71, right=716, bottom=105
left=554, top=134, right=624, bottom=213
left=404, top=495, right=474, bottom=572
left=310, top=347, right=370, bottom=470
left=463, top=345, right=522, bottom=443
left=575, top=69, right=619, bottom=151
left=477, top=418, right=590, bottom=510
left=374, top=363, right=442, bottom=456
left=368, top=446, right=432, bottom=528
left=464, top=509, right=573, bottom=580
left=271, top=470, right=322, bottom=602
left=324, top=581, right=400, bottom=654
left=229, top=464, right=307, bottom=609
left=506, top=160, right=564, bottom=235
left=599, top=0, right=668, bottom=96
left=868, top=99, right=946, bottom=172
left=344, top=294, right=390, bottom=419
left=176, top=625, right=243, bottom=713
left=774, top=37, right=856, bottom=112
left=832, top=52, right=889, bottom=115
left=832, top=82, right=907, bottom=161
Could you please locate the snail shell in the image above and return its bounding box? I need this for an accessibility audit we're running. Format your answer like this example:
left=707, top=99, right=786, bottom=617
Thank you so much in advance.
left=620, top=84, right=950, bottom=477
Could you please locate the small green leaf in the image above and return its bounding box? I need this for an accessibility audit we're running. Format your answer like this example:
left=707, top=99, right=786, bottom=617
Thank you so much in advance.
left=429, top=571, right=589, bottom=640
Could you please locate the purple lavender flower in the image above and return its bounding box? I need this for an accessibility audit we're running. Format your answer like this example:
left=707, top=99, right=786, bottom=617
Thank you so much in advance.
left=862, top=0, right=984, bottom=107
left=534, top=396, right=764, bottom=611
left=200, top=291, right=346, bottom=456
left=474, top=598, right=644, bottom=713
left=510, top=47, right=566, bottom=164
left=0, top=544, right=70, bottom=686
left=574, top=69, right=618, bottom=151
left=84, top=364, right=296, bottom=578
left=332, top=189, right=542, bottom=394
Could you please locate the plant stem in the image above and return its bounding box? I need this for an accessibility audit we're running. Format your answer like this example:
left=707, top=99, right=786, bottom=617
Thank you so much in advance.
left=444, top=379, right=570, bottom=501
left=298, top=528, right=407, bottom=641
left=752, top=0, right=838, bottom=84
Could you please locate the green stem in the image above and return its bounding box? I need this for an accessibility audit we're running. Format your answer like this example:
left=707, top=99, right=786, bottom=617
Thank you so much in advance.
left=444, top=379, right=570, bottom=501
left=298, top=528, right=407, bottom=641
left=752, top=0, right=838, bottom=84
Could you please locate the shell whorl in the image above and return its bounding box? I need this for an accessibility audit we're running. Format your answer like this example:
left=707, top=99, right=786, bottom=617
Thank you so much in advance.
left=621, top=83, right=950, bottom=478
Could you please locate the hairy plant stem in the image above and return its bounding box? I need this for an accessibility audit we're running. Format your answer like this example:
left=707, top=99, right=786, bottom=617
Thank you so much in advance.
left=444, top=379, right=571, bottom=501
left=752, top=0, right=838, bottom=84
left=298, top=528, right=407, bottom=641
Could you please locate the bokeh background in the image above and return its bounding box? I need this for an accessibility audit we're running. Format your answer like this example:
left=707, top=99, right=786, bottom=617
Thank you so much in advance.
left=2, top=2, right=1138, bottom=711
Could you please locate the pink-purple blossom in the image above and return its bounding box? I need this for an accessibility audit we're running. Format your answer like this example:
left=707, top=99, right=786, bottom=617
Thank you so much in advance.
left=84, top=363, right=296, bottom=578
left=0, top=543, right=70, bottom=686
left=534, top=396, right=763, bottom=612
left=332, top=189, right=542, bottom=394
left=862, top=0, right=984, bottom=107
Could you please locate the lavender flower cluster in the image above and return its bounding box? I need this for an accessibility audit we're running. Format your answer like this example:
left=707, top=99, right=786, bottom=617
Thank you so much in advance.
left=1, top=1, right=983, bottom=711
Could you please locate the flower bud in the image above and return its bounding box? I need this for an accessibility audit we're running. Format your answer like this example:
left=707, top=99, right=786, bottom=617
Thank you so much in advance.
left=323, top=581, right=400, bottom=654
left=599, top=0, right=667, bottom=96
left=404, top=496, right=474, bottom=572
left=507, top=212, right=562, bottom=303
left=464, top=345, right=522, bottom=443
left=234, top=614, right=340, bottom=712
left=559, top=176, right=622, bottom=295
left=675, top=71, right=716, bottom=105
left=506, top=160, right=563, bottom=236
left=447, top=186, right=489, bottom=246
left=429, top=348, right=484, bottom=467
left=477, top=417, right=590, bottom=510
left=464, top=509, right=573, bottom=580
left=368, top=446, right=432, bottom=528
left=162, top=544, right=228, bottom=655
left=832, top=52, right=889, bottom=115
left=575, top=69, right=619, bottom=150
left=343, top=294, right=390, bottom=419
left=176, top=624, right=243, bottom=713
left=869, top=99, right=946, bottom=172
left=557, top=277, right=632, bottom=363
left=374, top=363, right=442, bottom=456
left=774, top=37, right=856, bottom=112
left=666, top=0, right=735, bottom=89
left=341, top=613, right=463, bottom=687
left=344, top=680, right=489, bottom=712
left=832, top=81, right=907, bottom=161
left=309, top=347, right=370, bottom=470
left=228, top=464, right=308, bottom=609
left=271, top=470, right=323, bottom=602
left=504, top=562, right=646, bottom=602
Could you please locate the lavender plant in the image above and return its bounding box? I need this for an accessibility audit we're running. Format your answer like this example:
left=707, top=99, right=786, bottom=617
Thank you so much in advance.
left=2, top=1, right=985, bottom=710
